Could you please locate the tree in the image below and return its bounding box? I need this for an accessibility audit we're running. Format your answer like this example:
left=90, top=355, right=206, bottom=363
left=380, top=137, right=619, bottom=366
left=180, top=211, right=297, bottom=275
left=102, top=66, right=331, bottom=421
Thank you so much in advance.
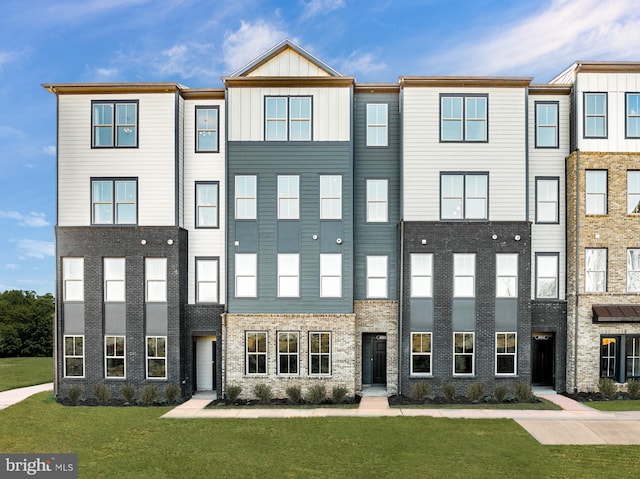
left=0, top=290, right=54, bottom=357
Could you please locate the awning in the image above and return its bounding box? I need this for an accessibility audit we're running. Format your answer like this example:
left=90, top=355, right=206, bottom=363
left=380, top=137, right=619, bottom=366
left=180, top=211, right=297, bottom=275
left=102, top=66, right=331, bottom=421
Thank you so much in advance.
left=593, top=304, right=640, bottom=322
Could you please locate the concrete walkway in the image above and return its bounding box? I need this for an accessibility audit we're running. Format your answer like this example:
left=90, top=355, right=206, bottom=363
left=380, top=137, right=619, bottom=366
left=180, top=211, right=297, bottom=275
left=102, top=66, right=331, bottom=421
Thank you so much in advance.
left=0, top=383, right=53, bottom=409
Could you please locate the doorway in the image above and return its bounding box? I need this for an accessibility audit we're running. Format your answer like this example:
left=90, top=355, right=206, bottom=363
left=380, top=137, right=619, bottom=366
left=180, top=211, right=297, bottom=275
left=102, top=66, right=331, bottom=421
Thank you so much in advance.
left=532, top=333, right=555, bottom=387
left=195, top=336, right=217, bottom=391
left=362, top=333, right=387, bottom=386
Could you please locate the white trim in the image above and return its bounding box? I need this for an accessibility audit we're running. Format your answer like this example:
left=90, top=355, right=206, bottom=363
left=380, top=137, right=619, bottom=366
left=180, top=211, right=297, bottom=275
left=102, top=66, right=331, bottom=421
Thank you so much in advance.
left=146, top=336, right=167, bottom=379
left=63, top=335, right=84, bottom=378
left=453, top=332, right=475, bottom=376
left=495, top=332, right=517, bottom=376
left=104, top=335, right=126, bottom=379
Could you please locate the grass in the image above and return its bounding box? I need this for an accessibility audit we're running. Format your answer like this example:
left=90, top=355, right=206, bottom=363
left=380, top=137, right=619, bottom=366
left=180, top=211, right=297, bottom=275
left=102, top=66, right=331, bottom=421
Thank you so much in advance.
left=584, top=400, right=640, bottom=411
left=1, top=392, right=639, bottom=478
left=0, top=357, right=52, bottom=391
left=390, top=398, right=561, bottom=410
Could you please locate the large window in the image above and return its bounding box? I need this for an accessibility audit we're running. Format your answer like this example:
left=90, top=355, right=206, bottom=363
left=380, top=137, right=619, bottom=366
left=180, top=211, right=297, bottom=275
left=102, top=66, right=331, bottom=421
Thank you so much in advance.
left=64, top=335, right=84, bottom=377
left=627, top=93, right=640, bottom=138
left=441, top=95, right=487, bottom=142
left=366, top=179, right=388, bottom=222
left=585, top=170, right=607, bottom=215
left=195, top=182, right=219, bottom=228
left=454, top=253, right=475, bottom=297
left=535, top=102, right=559, bottom=148
left=584, top=92, right=607, bottom=138
left=246, top=331, right=267, bottom=375
left=92, top=101, right=138, bottom=147
left=411, top=332, right=432, bottom=375
left=146, top=336, right=166, bottom=379
left=536, top=253, right=559, bottom=299
left=441, top=173, right=488, bottom=220
left=277, top=254, right=299, bottom=298
left=104, top=258, right=125, bottom=302
left=628, top=249, right=640, bottom=293
left=277, top=175, right=299, bottom=220
left=196, top=258, right=219, bottom=303
left=536, top=177, right=559, bottom=223
left=366, top=256, right=388, bottom=298
left=496, top=332, right=517, bottom=375
left=105, top=335, right=125, bottom=378
left=411, top=253, right=433, bottom=298
left=145, top=258, right=167, bottom=302
left=320, top=175, right=342, bottom=220
left=277, top=332, right=299, bottom=375
left=265, top=96, right=311, bottom=141
left=366, top=103, right=388, bottom=146
left=585, top=248, right=607, bottom=293
left=63, top=257, right=84, bottom=302
left=320, top=254, right=342, bottom=298
left=600, top=336, right=618, bottom=379
left=454, top=332, right=474, bottom=375
left=496, top=254, right=518, bottom=298
left=627, top=336, right=640, bottom=380
left=309, top=332, right=331, bottom=376
left=235, top=254, right=257, bottom=298
left=628, top=171, right=640, bottom=215
left=195, top=106, right=219, bottom=152
left=235, top=176, right=257, bottom=220
left=92, top=179, right=137, bottom=225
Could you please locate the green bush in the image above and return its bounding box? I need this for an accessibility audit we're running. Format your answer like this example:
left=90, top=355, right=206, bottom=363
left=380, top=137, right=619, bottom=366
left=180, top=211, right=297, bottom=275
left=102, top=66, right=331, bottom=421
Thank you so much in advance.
left=598, top=378, right=617, bottom=398
left=514, top=382, right=533, bottom=402
left=441, top=382, right=456, bottom=402
left=306, top=384, right=327, bottom=405
left=253, top=383, right=273, bottom=404
left=164, top=384, right=181, bottom=404
left=140, top=384, right=159, bottom=404
left=331, top=386, right=348, bottom=404
left=493, top=384, right=509, bottom=403
left=286, top=385, right=302, bottom=404
left=410, top=382, right=430, bottom=402
left=467, top=382, right=485, bottom=402
left=226, top=385, right=242, bottom=402
left=92, top=383, right=111, bottom=403
left=628, top=379, right=640, bottom=399
left=120, top=384, right=136, bottom=404
left=67, top=386, right=83, bottom=404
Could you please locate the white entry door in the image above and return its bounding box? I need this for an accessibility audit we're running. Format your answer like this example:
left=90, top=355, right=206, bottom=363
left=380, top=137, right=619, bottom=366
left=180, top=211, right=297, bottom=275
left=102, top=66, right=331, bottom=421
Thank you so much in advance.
left=196, top=336, right=217, bottom=391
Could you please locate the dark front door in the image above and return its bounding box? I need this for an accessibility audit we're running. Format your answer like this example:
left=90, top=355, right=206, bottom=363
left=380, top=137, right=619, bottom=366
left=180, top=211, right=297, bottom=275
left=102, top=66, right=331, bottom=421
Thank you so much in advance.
left=211, top=340, right=217, bottom=390
left=532, top=334, right=555, bottom=386
left=363, top=334, right=387, bottom=386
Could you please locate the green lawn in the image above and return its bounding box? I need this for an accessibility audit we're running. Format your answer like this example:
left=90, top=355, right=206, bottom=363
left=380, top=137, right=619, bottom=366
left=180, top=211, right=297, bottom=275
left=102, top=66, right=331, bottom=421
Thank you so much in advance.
left=0, top=357, right=52, bottom=391
left=0, top=393, right=638, bottom=479
left=585, top=400, right=640, bottom=411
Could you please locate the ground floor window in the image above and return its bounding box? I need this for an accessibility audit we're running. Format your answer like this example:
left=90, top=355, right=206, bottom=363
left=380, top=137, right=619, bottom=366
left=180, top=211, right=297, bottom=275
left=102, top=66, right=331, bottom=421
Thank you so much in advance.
left=105, top=335, right=125, bottom=378
left=600, top=335, right=640, bottom=382
left=453, top=332, right=474, bottom=375
left=64, top=335, right=84, bottom=377
left=246, top=331, right=267, bottom=375
left=627, top=336, right=640, bottom=380
left=277, top=332, right=299, bottom=375
left=146, top=336, right=167, bottom=379
left=411, top=332, right=432, bottom=375
left=495, top=332, right=517, bottom=375
left=309, top=332, right=331, bottom=375
left=600, top=336, right=618, bottom=380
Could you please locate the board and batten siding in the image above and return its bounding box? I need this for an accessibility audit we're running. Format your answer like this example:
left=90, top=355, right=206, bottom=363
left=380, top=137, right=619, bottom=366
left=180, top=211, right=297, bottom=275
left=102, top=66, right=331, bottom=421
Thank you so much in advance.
left=57, top=93, right=177, bottom=226
left=226, top=87, right=351, bottom=142
left=402, top=86, right=527, bottom=221
left=183, top=98, right=227, bottom=304
left=246, top=49, right=332, bottom=77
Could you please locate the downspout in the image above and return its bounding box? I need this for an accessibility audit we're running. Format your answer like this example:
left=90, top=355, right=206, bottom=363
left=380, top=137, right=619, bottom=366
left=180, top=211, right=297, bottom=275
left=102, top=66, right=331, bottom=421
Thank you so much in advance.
left=397, top=85, right=404, bottom=395
left=573, top=148, right=580, bottom=394
left=223, top=84, right=230, bottom=399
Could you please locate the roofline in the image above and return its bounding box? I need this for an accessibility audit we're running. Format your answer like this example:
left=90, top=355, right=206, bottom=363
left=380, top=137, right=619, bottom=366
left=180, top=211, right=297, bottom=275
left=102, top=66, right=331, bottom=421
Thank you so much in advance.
left=529, top=84, right=572, bottom=95
left=354, top=83, right=400, bottom=93
left=574, top=61, right=640, bottom=73
left=222, top=76, right=355, bottom=88
left=42, top=83, right=186, bottom=95
left=179, top=89, right=225, bottom=99
left=399, top=76, right=532, bottom=88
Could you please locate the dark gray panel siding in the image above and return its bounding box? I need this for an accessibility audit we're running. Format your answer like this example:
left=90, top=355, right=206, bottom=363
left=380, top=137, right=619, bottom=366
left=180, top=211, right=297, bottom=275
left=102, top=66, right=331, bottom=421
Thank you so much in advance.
left=531, top=300, right=567, bottom=392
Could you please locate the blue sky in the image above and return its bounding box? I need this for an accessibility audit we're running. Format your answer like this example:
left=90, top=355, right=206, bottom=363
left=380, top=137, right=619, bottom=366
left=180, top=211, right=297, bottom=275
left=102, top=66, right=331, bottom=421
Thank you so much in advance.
left=1, top=0, right=639, bottom=295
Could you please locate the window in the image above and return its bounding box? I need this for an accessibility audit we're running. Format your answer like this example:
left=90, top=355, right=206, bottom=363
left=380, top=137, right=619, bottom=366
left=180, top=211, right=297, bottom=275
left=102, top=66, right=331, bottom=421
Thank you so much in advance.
left=145, top=258, right=167, bottom=302
left=195, top=182, right=219, bottom=228
left=536, top=177, right=559, bottom=223
left=195, top=106, right=219, bottom=152
left=411, top=333, right=432, bottom=375
left=366, top=104, right=388, bottom=146
left=584, top=93, right=607, bottom=138
left=320, top=254, right=342, bottom=298
left=62, top=257, right=84, bottom=301
left=441, top=173, right=488, bottom=220
left=536, top=253, right=559, bottom=299
left=585, top=248, right=607, bottom=293
left=92, top=179, right=137, bottom=225
left=441, top=95, right=487, bottom=142
left=320, top=175, right=342, bottom=220
left=496, top=254, right=518, bottom=298
left=366, top=256, right=388, bottom=298
left=535, top=102, right=559, bottom=147
left=235, top=254, right=257, bottom=298
left=277, top=332, right=299, bottom=375
left=277, top=254, right=299, bottom=297
left=92, top=101, right=137, bottom=147
left=246, top=331, right=267, bottom=375
left=454, top=253, right=475, bottom=297
left=600, top=336, right=618, bottom=379
left=64, top=335, right=84, bottom=377
left=196, top=258, right=219, bottom=303
left=277, top=175, right=299, bottom=220
left=366, top=179, right=388, bottom=222
left=627, top=336, right=640, bottom=379
left=585, top=170, right=607, bottom=215
left=309, top=332, right=331, bottom=375
left=265, top=96, right=311, bottom=141
left=146, top=336, right=166, bottom=379
left=628, top=171, right=640, bottom=214
left=104, top=258, right=125, bottom=302
left=496, top=333, right=517, bottom=375
left=628, top=249, right=640, bottom=293
left=235, top=176, right=257, bottom=220
left=627, top=93, right=640, bottom=138
left=105, top=335, right=125, bottom=378
left=454, top=332, right=474, bottom=375
left=411, top=253, right=433, bottom=298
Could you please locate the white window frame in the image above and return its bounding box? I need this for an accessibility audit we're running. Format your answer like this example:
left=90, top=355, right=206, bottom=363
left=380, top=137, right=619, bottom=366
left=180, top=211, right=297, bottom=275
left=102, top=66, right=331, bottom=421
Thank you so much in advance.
left=196, top=258, right=219, bottom=303
left=265, top=96, right=311, bottom=141
left=366, top=179, right=388, bottom=222
left=195, top=182, right=219, bottom=228
left=320, top=254, right=342, bottom=298
left=585, top=248, right=607, bottom=293
left=496, top=254, right=518, bottom=298
left=289, top=96, right=312, bottom=141
left=410, top=253, right=433, bottom=298
left=145, top=258, right=167, bottom=302
left=410, top=332, right=432, bottom=376
left=535, top=102, right=559, bottom=148
left=309, top=331, right=331, bottom=376
left=277, top=331, right=299, bottom=376
left=235, top=253, right=257, bottom=298
left=441, top=95, right=487, bottom=142
left=320, top=175, right=342, bottom=220
left=366, top=103, right=388, bottom=147
left=454, top=253, right=475, bottom=298
left=366, top=255, right=388, bottom=299
left=585, top=170, right=607, bottom=215
left=104, top=257, right=125, bottom=302
left=441, top=173, right=488, bottom=220
left=628, top=249, right=640, bottom=293
left=105, top=335, right=126, bottom=379
left=146, top=336, right=167, bottom=379
left=584, top=92, right=607, bottom=138
left=627, top=93, right=640, bottom=138
left=235, top=175, right=257, bottom=220
left=453, top=332, right=475, bottom=376
left=627, top=171, right=640, bottom=215
left=246, top=331, right=267, bottom=375
left=536, top=253, right=559, bottom=299
left=63, top=257, right=84, bottom=302
left=495, top=332, right=517, bottom=376
left=536, top=177, right=559, bottom=224
left=91, top=178, right=137, bottom=225
left=277, top=254, right=299, bottom=298
left=277, top=175, right=299, bottom=220
left=64, top=335, right=84, bottom=378
left=92, top=100, right=138, bottom=148
left=195, top=106, right=219, bottom=152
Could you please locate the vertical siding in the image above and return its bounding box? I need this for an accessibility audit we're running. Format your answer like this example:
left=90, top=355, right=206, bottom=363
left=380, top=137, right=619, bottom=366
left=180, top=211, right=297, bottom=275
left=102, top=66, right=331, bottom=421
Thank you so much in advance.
left=177, top=95, right=184, bottom=228
left=246, top=49, right=331, bottom=77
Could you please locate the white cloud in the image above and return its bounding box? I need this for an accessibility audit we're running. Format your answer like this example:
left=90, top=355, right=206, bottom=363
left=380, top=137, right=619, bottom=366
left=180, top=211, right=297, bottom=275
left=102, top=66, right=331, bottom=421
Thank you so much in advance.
left=0, top=211, right=50, bottom=228
left=0, top=125, right=26, bottom=139
left=5, top=264, right=18, bottom=270
left=42, top=145, right=56, bottom=156
left=300, top=0, right=345, bottom=20
left=223, top=20, right=290, bottom=73
left=339, top=50, right=386, bottom=76
left=85, top=65, right=121, bottom=82
left=153, top=43, right=218, bottom=80
left=17, top=239, right=54, bottom=260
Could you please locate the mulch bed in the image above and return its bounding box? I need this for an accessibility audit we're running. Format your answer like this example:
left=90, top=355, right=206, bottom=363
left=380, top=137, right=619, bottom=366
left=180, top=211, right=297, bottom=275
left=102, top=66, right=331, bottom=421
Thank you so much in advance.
left=387, top=395, right=541, bottom=406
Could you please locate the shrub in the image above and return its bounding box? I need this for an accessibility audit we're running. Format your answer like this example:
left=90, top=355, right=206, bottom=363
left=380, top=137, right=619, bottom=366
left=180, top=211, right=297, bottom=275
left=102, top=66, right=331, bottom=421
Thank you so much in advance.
left=253, top=383, right=273, bottom=404
left=226, top=385, right=242, bottom=402
left=286, top=385, right=302, bottom=404
left=628, top=379, right=640, bottom=399
left=331, top=386, right=348, bottom=404
left=68, top=386, right=83, bottom=404
left=410, top=382, right=430, bottom=402
left=140, top=384, right=159, bottom=404
left=467, top=382, right=485, bottom=402
left=598, top=378, right=617, bottom=398
left=494, top=384, right=509, bottom=403
left=164, top=384, right=181, bottom=404
left=120, top=384, right=136, bottom=404
left=514, top=382, right=533, bottom=402
left=92, top=383, right=111, bottom=403
left=307, top=384, right=327, bottom=405
left=441, top=382, right=456, bottom=402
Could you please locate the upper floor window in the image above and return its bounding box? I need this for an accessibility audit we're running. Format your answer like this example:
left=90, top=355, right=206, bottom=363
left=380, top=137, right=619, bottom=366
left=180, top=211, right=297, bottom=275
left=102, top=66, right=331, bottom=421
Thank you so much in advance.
left=104, top=258, right=125, bottom=302
left=441, top=173, right=488, bottom=220
left=584, top=93, right=607, bottom=138
left=320, top=254, right=342, bottom=298
left=265, top=96, right=311, bottom=141
left=277, top=175, right=299, bottom=220
left=628, top=249, right=640, bottom=293
left=441, top=95, right=487, bottom=142
left=536, top=253, right=559, bottom=299
left=535, top=102, right=559, bottom=148
left=536, top=177, right=559, bottom=224
left=277, top=253, right=299, bottom=298
left=196, top=258, right=219, bottom=303
left=145, top=257, right=167, bottom=302
left=195, top=106, right=219, bottom=152
left=627, top=93, right=640, bottom=138
left=92, top=101, right=138, bottom=148
left=496, top=254, right=518, bottom=298
left=92, top=178, right=137, bottom=225
left=366, top=255, right=388, bottom=299
left=195, top=182, right=219, bottom=228
left=454, top=253, right=475, bottom=298
left=366, top=104, right=388, bottom=146
left=585, top=170, right=607, bottom=215
left=628, top=171, right=640, bottom=214
left=410, top=253, right=433, bottom=298
left=235, top=175, right=257, bottom=220
left=366, top=179, right=388, bottom=222
left=235, top=253, right=257, bottom=298
left=320, top=175, right=342, bottom=220
left=585, top=248, right=607, bottom=293
left=62, top=257, right=84, bottom=302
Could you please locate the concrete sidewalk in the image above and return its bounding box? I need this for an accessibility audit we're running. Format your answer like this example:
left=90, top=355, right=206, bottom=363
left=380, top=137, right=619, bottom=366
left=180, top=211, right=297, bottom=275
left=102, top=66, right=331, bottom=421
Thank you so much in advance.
left=0, top=383, right=53, bottom=409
